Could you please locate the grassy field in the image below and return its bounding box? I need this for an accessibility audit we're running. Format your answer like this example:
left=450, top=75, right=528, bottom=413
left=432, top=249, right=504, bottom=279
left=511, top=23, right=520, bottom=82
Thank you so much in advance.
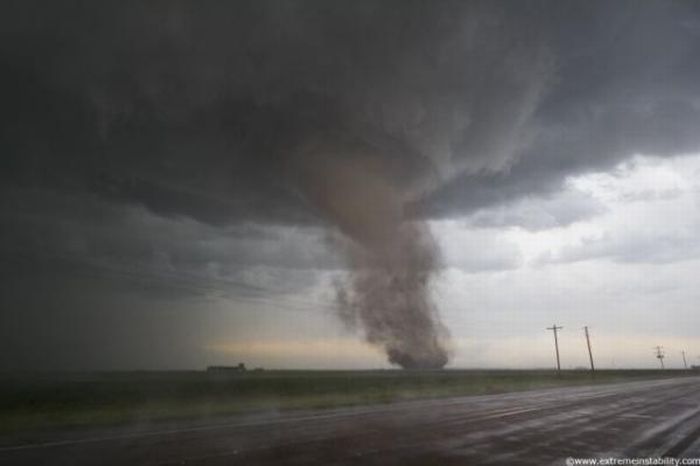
left=0, top=369, right=696, bottom=434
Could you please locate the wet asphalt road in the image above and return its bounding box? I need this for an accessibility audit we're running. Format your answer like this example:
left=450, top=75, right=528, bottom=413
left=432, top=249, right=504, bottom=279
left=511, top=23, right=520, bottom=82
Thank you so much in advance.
left=2, top=376, right=699, bottom=465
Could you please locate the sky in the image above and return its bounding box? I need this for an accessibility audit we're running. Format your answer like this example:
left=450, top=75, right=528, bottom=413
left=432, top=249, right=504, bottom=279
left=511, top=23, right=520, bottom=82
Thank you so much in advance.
left=1, top=0, right=700, bottom=370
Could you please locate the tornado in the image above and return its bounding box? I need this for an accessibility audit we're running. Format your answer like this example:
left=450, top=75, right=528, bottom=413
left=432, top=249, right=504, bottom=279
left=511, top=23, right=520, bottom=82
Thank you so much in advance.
left=336, top=222, right=449, bottom=369
left=297, top=140, right=449, bottom=369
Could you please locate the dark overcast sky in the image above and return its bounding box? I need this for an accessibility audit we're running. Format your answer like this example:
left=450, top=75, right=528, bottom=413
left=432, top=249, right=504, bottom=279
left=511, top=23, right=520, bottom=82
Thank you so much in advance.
left=2, top=1, right=700, bottom=370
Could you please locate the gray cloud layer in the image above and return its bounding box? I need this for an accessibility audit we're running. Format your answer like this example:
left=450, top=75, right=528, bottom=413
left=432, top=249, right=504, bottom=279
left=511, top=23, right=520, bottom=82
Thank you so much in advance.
left=2, top=1, right=552, bottom=224
left=3, top=1, right=699, bottom=229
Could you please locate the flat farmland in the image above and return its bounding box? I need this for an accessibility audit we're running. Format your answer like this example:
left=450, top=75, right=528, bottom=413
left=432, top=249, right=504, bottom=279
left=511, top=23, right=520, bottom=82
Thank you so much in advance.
left=1, top=369, right=693, bottom=435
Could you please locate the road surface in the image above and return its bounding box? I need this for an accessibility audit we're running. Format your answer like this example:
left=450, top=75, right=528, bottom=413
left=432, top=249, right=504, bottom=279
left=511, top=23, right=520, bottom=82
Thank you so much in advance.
left=2, top=377, right=700, bottom=465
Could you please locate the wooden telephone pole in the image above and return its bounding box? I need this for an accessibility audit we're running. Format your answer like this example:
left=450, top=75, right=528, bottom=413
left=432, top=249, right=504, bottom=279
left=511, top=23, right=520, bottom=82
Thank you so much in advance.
left=583, top=326, right=595, bottom=373
left=654, top=346, right=665, bottom=369
left=547, top=324, right=563, bottom=373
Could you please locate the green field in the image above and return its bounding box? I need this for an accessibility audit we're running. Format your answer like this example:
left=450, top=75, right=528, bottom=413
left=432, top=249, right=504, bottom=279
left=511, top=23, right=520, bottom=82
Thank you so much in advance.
left=0, top=369, right=696, bottom=434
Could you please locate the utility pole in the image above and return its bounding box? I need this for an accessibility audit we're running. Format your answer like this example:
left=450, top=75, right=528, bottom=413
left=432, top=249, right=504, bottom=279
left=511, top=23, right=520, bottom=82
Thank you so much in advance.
left=654, top=346, right=665, bottom=369
left=583, top=326, right=595, bottom=373
left=681, top=350, right=688, bottom=370
left=547, top=324, right=563, bottom=374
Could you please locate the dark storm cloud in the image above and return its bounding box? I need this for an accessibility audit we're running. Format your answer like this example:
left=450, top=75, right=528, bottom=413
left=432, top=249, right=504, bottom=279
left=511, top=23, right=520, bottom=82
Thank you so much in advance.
left=1, top=1, right=699, bottom=224
left=0, top=187, right=337, bottom=300
left=1, top=0, right=554, bottom=226
left=417, top=0, right=700, bottom=217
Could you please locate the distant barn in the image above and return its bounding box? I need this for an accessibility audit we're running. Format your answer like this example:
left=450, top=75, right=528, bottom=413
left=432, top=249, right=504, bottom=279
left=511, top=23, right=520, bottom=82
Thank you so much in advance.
left=207, top=363, right=246, bottom=373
